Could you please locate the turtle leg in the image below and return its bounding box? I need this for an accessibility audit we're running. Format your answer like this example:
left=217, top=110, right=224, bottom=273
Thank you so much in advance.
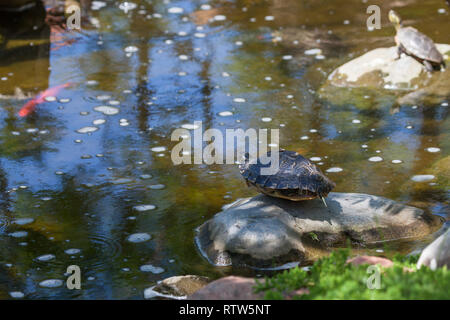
left=423, top=60, right=434, bottom=72
left=395, top=46, right=402, bottom=60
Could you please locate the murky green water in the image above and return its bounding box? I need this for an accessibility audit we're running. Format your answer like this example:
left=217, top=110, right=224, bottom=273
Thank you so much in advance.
left=0, top=0, right=448, bottom=299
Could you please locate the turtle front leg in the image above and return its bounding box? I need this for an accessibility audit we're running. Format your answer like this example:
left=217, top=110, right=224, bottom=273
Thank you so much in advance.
left=423, top=60, right=434, bottom=72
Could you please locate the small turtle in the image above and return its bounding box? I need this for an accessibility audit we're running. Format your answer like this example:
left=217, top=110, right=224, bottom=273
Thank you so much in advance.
left=389, top=10, right=445, bottom=72
left=239, top=150, right=335, bottom=205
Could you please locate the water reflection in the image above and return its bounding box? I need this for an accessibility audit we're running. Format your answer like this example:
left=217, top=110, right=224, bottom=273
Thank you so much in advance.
left=0, top=0, right=448, bottom=299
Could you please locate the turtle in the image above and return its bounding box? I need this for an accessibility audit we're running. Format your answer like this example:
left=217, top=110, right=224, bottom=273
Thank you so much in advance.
left=388, top=10, right=445, bottom=72
left=239, top=150, right=336, bottom=205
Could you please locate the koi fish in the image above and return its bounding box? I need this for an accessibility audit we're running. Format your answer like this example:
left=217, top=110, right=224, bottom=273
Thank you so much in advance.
left=18, top=82, right=71, bottom=117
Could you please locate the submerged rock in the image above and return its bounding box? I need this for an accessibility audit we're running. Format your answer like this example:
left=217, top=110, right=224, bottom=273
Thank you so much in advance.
left=195, top=193, right=442, bottom=267
left=153, top=275, right=211, bottom=297
left=417, top=229, right=450, bottom=270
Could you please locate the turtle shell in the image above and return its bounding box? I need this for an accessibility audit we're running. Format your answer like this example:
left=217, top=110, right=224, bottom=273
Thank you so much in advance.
left=396, top=27, right=443, bottom=64
left=239, top=150, right=336, bottom=201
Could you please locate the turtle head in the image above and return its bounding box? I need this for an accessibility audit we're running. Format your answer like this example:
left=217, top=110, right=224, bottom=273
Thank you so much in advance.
left=388, top=10, right=402, bottom=29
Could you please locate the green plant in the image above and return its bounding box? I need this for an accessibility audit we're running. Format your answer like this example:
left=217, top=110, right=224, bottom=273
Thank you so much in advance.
left=254, top=250, right=450, bottom=300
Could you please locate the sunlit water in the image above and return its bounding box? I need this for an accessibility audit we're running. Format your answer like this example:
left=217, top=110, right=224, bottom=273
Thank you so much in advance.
left=0, top=0, right=448, bottom=299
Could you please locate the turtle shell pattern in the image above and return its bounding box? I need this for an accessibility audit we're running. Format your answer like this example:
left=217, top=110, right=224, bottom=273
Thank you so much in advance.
left=396, top=27, right=443, bottom=64
left=239, top=150, right=336, bottom=201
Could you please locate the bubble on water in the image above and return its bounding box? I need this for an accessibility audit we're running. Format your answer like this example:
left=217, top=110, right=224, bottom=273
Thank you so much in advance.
left=300, top=136, right=309, bottom=140
left=178, top=55, right=189, bottom=60
left=178, top=31, right=188, bottom=36
left=201, top=4, right=211, bottom=10
left=426, top=147, right=440, bottom=153
left=65, top=248, right=81, bottom=255
left=26, top=128, right=39, bottom=133
left=91, top=1, right=106, bottom=11
left=140, top=264, right=165, bottom=274
left=304, top=48, right=322, bottom=55
left=81, top=154, right=92, bottom=159
left=309, top=129, right=317, bottom=133
left=168, top=7, right=183, bottom=14
left=127, top=233, right=151, bottom=243
left=368, top=156, right=383, bottom=162
left=361, top=144, right=368, bottom=148
left=93, top=119, right=106, bottom=125
left=59, top=98, right=71, bottom=103
left=264, top=76, right=272, bottom=81
left=235, top=41, right=243, bottom=46
left=222, top=72, right=230, bottom=77
left=218, top=111, right=233, bottom=117
left=352, top=119, right=361, bottom=124
left=194, top=33, right=206, bottom=38
left=326, top=167, right=343, bottom=173
left=108, top=100, right=120, bottom=105
left=119, top=2, right=137, bottom=13
left=140, top=174, right=152, bottom=180
left=442, top=102, right=449, bottom=107
left=76, top=126, right=99, bottom=134
left=13, top=218, right=34, bottom=226
left=438, top=8, right=446, bottom=14
left=9, top=291, right=25, bottom=299
left=9, top=231, right=28, bottom=238
left=44, top=96, right=57, bottom=102
left=149, top=184, right=165, bottom=190
left=264, top=16, right=274, bottom=21
left=310, top=157, right=322, bottom=162
left=411, top=175, right=435, bottom=182
left=151, top=146, right=166, bottom=152
left=261, top=117, right=272, bottom=122
left=315, top=55, right=326, bottom=60
left=39, top=279, right=63, bottom=288
left=97, top=96, right=111, bottom=102
left=392, top=160, right=403, bottom=164
left=36, top=254, right=56, bottom=262
left=94, top=105, right=119, bottom=115
left=214, top=15, right=226, bottom=21
left=181, top=123, right=199, bottom=130
left=233, top=98, right=246, bottom=103
left=133, top=204, right=156, bottom=212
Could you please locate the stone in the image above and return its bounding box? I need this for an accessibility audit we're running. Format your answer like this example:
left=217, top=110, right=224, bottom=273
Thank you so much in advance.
left=417, top=229, right=450, bottom=270
left=346, top=255, right=393, bottom=268
left=153, top=275, right=211, bottom=297
left=188, top=276, right=263, bottom=300
left=328, top=44, right=450, bottom=88
left=196, top=193, right=442, bottom=267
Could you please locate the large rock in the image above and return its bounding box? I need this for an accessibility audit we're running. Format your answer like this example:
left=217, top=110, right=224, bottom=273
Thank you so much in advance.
left=417, top=229, right=450, bottom=270
left=144, top=275, right=210, bottom=299
left=188, top=276, right=263, bottom=300
left=196, top=193, right=442, bottom=268
left=328, top=44, right=450, bottom=88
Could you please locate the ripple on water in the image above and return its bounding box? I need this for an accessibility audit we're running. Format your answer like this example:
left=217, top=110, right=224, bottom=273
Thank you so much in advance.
left=36, top=254, right=56, bottom=262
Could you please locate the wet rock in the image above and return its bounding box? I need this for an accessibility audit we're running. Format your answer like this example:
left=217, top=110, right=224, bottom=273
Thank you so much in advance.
left=153, top=275, right=211, bottom=297
left=321, top=44, right=450, bottom=107
left=346, top=256, right=393, bottom=268
left=328, top=44, right=450, bottom=88
left=417, top=229, right=450, bottom=270
left=188, top=276, right=263, bottom=300
left=196, top=193, right=442, bottom=267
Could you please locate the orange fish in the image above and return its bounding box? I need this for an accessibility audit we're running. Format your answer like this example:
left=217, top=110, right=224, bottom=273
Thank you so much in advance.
left=19, top=83, right=71, bottom=117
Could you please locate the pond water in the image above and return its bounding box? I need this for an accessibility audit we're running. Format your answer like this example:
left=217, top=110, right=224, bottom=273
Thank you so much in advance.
left=0, top=0, right=448, bottom=299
